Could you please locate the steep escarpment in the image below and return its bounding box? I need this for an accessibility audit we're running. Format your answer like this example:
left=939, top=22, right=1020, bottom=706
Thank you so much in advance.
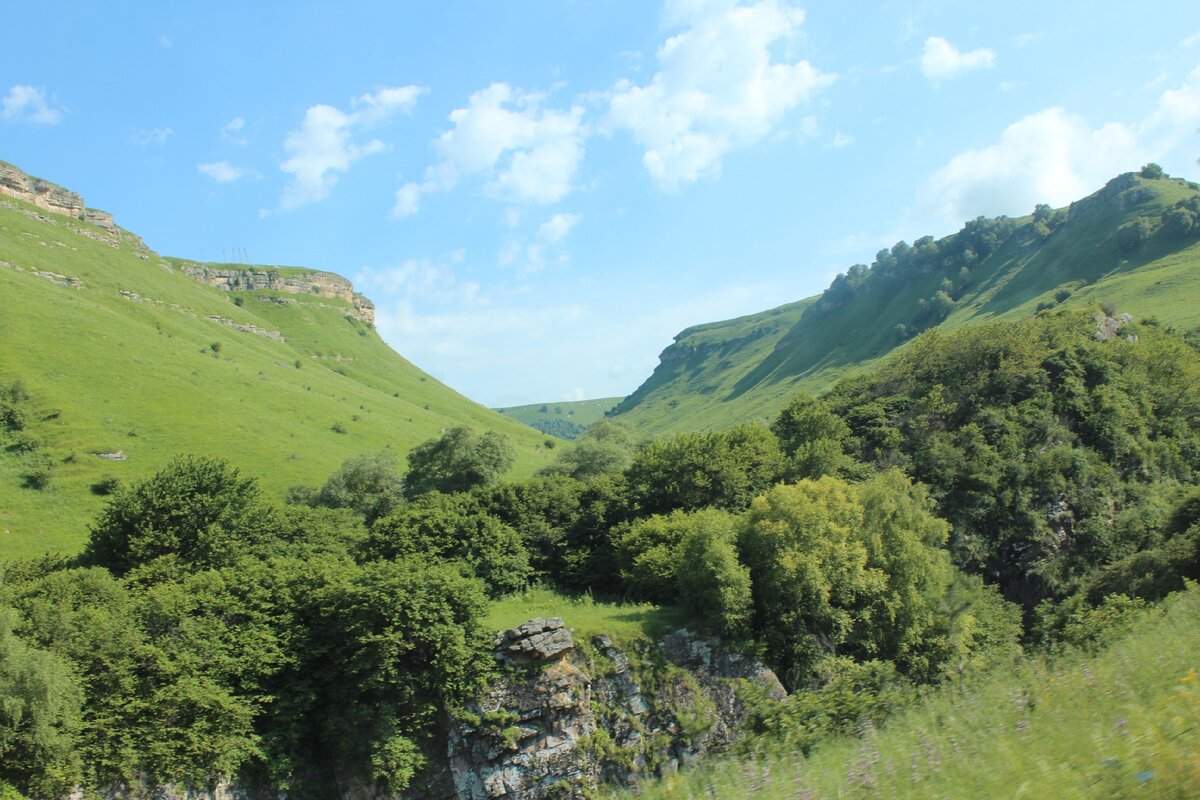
left=0, top=160, right=117, bottom=233
left=178, top=262, right=376, bottom=325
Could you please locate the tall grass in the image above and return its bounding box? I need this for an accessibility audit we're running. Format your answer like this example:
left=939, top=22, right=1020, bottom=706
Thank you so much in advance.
left=619, top=586, right=1200, bottom=799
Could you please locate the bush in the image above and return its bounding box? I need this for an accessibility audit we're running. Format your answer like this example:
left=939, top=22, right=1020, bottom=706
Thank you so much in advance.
left=89, top=475, right=121, bottom=496
left=1140, top=162, right=1165, bottom=179
left=0, top=380, right=29, bottom=432
left=1116, top=217, right=1155, bottom=252
left=19, top=458, right=52, bottom=490
left=84, top=456, right=278, bottom=576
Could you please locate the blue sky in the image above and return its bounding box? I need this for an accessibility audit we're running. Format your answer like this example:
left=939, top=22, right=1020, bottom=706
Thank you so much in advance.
left=3, top=1, right=1200, bottom=407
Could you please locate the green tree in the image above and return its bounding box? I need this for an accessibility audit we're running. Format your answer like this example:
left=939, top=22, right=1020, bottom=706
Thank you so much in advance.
left=674, top=509, right=752, bottom=639
left=404, top=428, right=515, bottom=498
left=309, top=559, right=490, bottom=792
left=367, top=492, right=531, bottom=595
left=539, top=419, right=637, bottom=481
left=771, top=393, right=852, bottom=480
left=0, top=607, right=82, bottom=798
left=84, top=456, right=278, bottom=577
left=738, top=472, right=985, bottom=685
left=314, top=449, right=405, bottom=525
left=626, top=423, right=784, bottom=515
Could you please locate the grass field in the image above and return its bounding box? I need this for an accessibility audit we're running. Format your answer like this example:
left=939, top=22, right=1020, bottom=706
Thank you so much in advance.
left=617, top=586, right=1200, bottom=799
left=484, top=586, right=688, bottom=646
left=0, top=193, right=555, bottom=558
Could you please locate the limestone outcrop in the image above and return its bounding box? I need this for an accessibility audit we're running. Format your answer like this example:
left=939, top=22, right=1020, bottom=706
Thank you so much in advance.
left=179, top=263, right=376, bottom=325
left=443, top=620, right=785, bottom=799
left=0, top=160, right=118, bottom=233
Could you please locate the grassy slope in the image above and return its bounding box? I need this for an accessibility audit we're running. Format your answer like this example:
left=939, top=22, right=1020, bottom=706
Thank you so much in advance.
left=614, top=173, right=1200, bottom=434
left=619, top=586, right=1200, bottom=799
left=494, top=397, right=624, bottom=438
left=0, top=196, right=554, bottom=558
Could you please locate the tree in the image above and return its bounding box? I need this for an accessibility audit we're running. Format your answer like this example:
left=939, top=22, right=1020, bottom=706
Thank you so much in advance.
left=771, top=393, right=852, bottom=480
left=309, top=559, right=490, bottom=792
left=1140, top=162, right=1165, bottom=179
left=367, top=493, right=531, bottom=595
left=626, top=423, right=785, bottom=514
left=314, top=449, right=405, bottom=524
left=1116, top=216, right=1155, bottom=252
left=404, top=428, right=515, bottom=498
left=674, top=509, right=751, bottom=639
left=738, top=472, right=979, bottom=685
left=0, top=607, right=82, bottom=798
left=539, top=419, right=637, bottom=481
left=84, top=456, right=278, bottom=576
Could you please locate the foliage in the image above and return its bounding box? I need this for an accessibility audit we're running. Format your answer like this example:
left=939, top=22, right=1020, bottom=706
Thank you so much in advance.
left=738, top=472, right=1006, bottom=686
left=305, top=558, right=491, bottom=792
left=83, top=456, right=279, bottom=576
left=626, top=423, right=784, bottom=515
left=366, top=492, right=531, bottom=595
left=673, top=509, right=751, bottom=639
left=770, top=393, right=852, bottom=480
left=825, top=312, right=1200, bottom=607
left=0, top=606, right=82, bottom=798
left=312, top=448, right=405, bottom=524
left=540, top=419, right=638, bottom=481
left=404, top=427, right=516, bottom=498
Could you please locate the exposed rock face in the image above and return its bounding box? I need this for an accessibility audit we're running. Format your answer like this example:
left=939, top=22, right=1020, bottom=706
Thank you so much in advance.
left=0, top=161, right=118, bottom=233
left=179, top=264, right=376, bottom=325
left=445, top=621, right=785, bottom=799
left=1093, top=312, right=1136, bottom=342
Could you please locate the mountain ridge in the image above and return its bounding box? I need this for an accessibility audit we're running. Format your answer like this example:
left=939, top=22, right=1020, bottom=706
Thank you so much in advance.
left=611, top=168, right=1200, bottom=434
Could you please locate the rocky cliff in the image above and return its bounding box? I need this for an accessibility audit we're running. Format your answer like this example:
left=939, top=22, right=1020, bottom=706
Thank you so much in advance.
left=436, top=618, right=786, bottom=799
left=0, top=160, right=118, bottom=233
left=179, top=263, right=376, bottom=325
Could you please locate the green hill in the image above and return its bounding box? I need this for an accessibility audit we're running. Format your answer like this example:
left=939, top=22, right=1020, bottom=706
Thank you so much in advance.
left=0, top=163, right=554, bottom=557
left=612, top=169, right=1200, bottom=434
left=494, top=396, right=623, bottom=439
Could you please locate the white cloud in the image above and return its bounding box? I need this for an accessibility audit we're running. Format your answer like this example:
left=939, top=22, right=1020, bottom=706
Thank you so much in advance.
left=921, top=36, right=996, bottom=81
left=390, top=182, right=425, bottom=218
left=220, top=116, right=247, bottom=145
left=1181, top=31, right=1200, bottom=47
left=160, top=35, right=173, bottom=48
left=831, top=131, right=854, bottom=148
left=606, top=0, right=833, bottom=191
left=278, top=85, right=425, bottom=210
left=356, top=257, right=482, bottom=306
left=412, top=83, right=585, bottom=209
left=131, top=127, right=173, bottom=146
left=1012, top=31, right=1045, bottom=48
left=2, top=85, right=64, bottom=125
left=197, top=161, right=250, bottom=183
left=564, top=388, right=587, bottom=402
left=498, top=212, right=582, bottom=275
left=537, top=212, right=581, bottom=244
left=917, top=68, right=1200, bottom=230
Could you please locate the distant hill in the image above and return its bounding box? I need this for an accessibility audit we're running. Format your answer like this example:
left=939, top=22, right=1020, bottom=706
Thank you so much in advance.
left=495, top=397, right=623, bottom=439
left=0, top=161, right=555, bottom=557
left=612, top=169, right=1200, bottom=434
